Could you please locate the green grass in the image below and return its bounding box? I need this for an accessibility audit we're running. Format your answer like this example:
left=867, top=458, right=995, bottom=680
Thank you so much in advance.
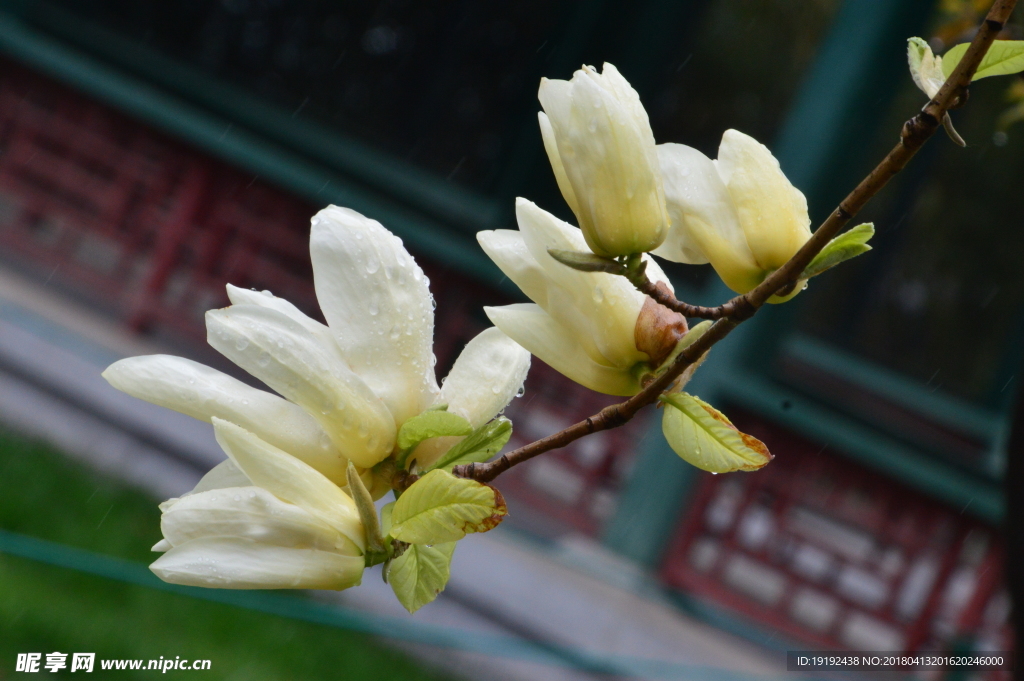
left=0, top=428, right=460, bottom=680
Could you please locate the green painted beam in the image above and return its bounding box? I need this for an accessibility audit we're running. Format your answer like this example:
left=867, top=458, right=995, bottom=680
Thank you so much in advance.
left=719, top=370, right=1004, bottom=523
left=8, top=1, right=501, bottom=234
left=782, top=333, right=1004, bottom=446
left=0, top=10, right=510, bottom=292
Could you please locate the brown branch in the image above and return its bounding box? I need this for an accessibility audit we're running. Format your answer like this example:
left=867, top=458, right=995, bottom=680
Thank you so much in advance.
left=454, top=0, right=1016, bottom=485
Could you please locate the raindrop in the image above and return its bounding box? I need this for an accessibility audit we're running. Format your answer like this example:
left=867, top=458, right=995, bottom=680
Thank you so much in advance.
left=369, top=300, right=379, bottom=316
left=593, top=286, right=604, bottom=303
left=366, top=254, right=380, bottom=274
left=257, top=352, right=271, bottom=367
left=390, top=325, right=401, bottom=340
left=491, top=385, right=502, bottom=395
left=516, top=385, right=525, bottom=398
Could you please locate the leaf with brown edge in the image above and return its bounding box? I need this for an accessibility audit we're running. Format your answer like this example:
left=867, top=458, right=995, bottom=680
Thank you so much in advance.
left=388, top=469, right=508, bottom=544
left=660, top=392, right=772, bottom=473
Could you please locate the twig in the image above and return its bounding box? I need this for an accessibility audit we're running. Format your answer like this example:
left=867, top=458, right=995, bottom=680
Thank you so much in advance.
left=454, top=0, right=1016, bottom=484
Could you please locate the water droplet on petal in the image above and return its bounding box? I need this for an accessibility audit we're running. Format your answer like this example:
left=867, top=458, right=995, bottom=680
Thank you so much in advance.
left=369, top=300, right=379, bottom=316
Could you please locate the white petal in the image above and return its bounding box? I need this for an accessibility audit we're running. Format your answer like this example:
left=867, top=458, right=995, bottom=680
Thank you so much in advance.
left=150, top=537, right=364, bottom=590
left=188, top=459, right=251, bottom=495
left=485, top=304, right=639, bottom=396
left=440, top=327, right=531, bottom=426
left=412, top=327, right=531, bottom=469
left=225, top=285, right=348, bottom=363
left=476, top=229, right=550, bottom=308
left=655, top=143, right=764, bottom=294
left=310, top=206, right=439, bottom=426
left=103, top=355, right=348, bottom=483
left=160, top=486, right=360, bottom=555
left=908, top=38, right=945, bottom=99
left=515, top=199, right=646, bottom=369
left=538, top=111, right=580, bottom=216
left=152, top=539, right=171, bottom=552
left=642, top=253, right=674, bottom=293
left=213, top=418, right=365, bottom=551
left=716, top=130, right=812, bottom=272
left=207, top=305, right=395, bottom=468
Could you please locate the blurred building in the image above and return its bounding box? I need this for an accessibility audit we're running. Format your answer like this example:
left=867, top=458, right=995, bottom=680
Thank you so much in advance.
left=0, top=0, right=1018, bottom=670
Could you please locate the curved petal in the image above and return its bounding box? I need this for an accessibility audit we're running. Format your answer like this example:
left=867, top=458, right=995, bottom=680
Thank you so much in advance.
left=476, top=230, right=551, bottom=308
left=485, top=304, right=640, bottom=396
left=189, top=459, right=251, bottom=495
left=310, top=206, right=439, bottom=426
left=538, top=111, right=580, bottom=216
left=103, top=355, right=348, bottom=483
left=150, top=537, right=364, bottom=590
left=412, top=327, right=531, bottom=469
left=160, top=486, right=360, bottom=555
left=716, top=130, right=811, bottom=272
left=516, top=199, right=646, bottom=369
left=207, top=305, right=395, bottom=468
left=213, top=418, right=365, bottom=551
left=655, top=143, right=764, bottom=294
left=225, top=285, right=348, bottom=363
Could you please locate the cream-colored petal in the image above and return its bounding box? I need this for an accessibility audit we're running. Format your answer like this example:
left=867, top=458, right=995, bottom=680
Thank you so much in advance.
left=716, top=130, right=812, bottom=272
left=160, top=486, right=360, bottom=555
left=516, top=199, right=646, bottom=368
left=642, top=253, right=674, bottom=293
left=150, top=537, right=364, bottom=590
left=310, top=206, right=439, bottom=426
left=213, top=418, right=365, bottom=551
left=188, top=459, right=251, bottom=495
left=225, top=284, right=349, bottom=362
left=485, top=304, right=640, bottom=396
left=538, top=111, right=580, bottom=216
left=440, top=327, right=531, bottom=426
left=476, top=230, right=551, bottom=308
left=656, top=143, right=764, bottom=294
left=207, top=305, right=395, bottom=468
left=908, top=37, right=945, bottom=99
left=103, top=355, right=349, bottom=483
left=152, top=539, right=171, bottom=552
left=411, top=328, right=531, bottom=469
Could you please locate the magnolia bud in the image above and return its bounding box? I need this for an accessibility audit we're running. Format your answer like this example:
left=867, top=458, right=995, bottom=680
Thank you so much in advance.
left=538, top=63, right=668, bottom=257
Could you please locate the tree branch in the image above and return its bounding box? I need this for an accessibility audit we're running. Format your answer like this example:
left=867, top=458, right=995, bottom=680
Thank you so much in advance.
left=454, top=0, right=1016, bottom=485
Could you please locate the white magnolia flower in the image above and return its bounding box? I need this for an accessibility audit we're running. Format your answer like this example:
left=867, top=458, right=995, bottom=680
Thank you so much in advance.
left=105, top=205, right=530, bottom=516
left=654, top=130, right=812, bottom=297
left=538, top=62, right=669, bottom=257
left=150, top=418, right=366, bottom=590
left=479, top=198, right=683, bottom=396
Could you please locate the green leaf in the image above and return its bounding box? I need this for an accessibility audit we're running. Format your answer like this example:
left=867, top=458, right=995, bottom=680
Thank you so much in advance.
left=395, top=410, right=473, bottom=465
left=427, top=417, right=513, bottom=472
left=941, top=40, right=1024, bottom=81
left=380, top=501, right=395, bottom=536
left=389, top=469, right=507, bottom=544
left=547, top=249, right=626, bottom=274
left=661, top=393, right=773, bottom=473
left=389, top=542, right=456, bottom=613
left=801, top=223, right=874, bottom=279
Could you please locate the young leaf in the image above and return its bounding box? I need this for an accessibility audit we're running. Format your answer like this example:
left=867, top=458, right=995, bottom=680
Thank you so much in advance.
left=389, top=542, right=457, bottom=613
left=547, top=248, right=626, bottom=274
left=942, top=40, right=1024, bottom=81
left=389, top=469, right=507, bottom=544
left=395, top=410, right=473, bottom=467
left=427, top=417, right=513, bottom=472
left=661, top=393, right=772, bottom=473
left=800, top=223, right=874, bottom=279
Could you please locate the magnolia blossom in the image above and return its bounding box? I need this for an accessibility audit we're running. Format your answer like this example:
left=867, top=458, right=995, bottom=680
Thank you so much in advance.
left=150, top=418, right=366, bottom=589
left=538, top=62, right=668, bottom=257
left=105, top=205, right=530, bottom=588
left=479, top=198, right=683, bottom=396
left=654, top=130, right=812, bottom=297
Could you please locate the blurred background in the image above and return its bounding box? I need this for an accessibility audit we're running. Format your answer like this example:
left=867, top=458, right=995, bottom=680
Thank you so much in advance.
left=0, top=0, right=1021, bottom=679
